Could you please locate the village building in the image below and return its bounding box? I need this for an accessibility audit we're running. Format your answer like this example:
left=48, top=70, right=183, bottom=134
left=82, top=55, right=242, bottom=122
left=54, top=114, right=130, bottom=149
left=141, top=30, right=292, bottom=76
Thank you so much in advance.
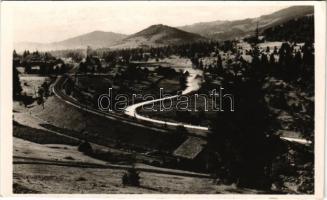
left=173, top=136, right=217, bottom=172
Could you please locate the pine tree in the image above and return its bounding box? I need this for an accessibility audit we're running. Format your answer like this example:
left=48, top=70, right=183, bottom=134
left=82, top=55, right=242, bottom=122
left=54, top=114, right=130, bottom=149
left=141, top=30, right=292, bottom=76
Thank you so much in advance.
left=13, top=67, right=22, bottom=99
left=208, top=78, right=275, bottom=188
left=255, top=21, right=260, bottom=44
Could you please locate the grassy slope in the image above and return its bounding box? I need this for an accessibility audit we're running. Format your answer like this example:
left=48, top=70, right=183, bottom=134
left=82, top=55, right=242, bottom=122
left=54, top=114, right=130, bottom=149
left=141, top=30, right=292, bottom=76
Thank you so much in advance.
left=13, top=137, right=262, bottom=194
left=31, top=96, right=185, bottom=153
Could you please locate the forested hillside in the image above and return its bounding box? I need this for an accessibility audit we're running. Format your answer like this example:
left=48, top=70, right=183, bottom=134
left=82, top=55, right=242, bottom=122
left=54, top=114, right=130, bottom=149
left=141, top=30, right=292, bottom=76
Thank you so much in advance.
left=263, top=15, right=314, bottom=42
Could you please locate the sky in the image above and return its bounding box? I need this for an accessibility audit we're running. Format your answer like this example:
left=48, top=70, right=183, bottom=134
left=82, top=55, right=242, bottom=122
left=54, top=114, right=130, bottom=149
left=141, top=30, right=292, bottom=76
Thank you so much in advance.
left=7, top=2, right=290, bottom=43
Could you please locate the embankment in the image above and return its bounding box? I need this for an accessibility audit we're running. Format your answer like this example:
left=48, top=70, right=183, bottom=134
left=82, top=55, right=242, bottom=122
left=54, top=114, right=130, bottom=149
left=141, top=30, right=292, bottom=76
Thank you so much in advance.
left=31, top=96, right=185, bottom=153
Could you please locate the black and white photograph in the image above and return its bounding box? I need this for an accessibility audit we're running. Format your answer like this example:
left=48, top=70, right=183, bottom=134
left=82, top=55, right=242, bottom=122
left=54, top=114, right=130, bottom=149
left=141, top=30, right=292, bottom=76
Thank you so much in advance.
left=0, top=1, right=325, bottom=197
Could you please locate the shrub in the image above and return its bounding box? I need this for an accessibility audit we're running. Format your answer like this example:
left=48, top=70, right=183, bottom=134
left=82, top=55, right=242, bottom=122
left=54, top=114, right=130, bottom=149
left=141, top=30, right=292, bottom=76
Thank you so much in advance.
left=122, top=167, right=140, bottom=186
left=78, top=140, right=93, bottom=154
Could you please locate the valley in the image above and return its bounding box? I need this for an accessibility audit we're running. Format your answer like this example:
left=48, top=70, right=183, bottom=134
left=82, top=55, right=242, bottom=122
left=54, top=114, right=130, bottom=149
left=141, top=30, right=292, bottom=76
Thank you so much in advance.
left=12, top=5, right=315, bottom=194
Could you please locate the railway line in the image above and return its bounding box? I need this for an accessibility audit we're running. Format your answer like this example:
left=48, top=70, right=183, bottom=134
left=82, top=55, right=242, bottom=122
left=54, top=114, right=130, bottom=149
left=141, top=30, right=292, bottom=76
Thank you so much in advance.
left=53, top=74, right=312, bottom=145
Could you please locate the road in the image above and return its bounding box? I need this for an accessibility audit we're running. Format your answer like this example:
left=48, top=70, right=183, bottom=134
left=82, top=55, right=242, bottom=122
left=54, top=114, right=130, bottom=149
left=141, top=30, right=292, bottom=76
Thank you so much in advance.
left=14, top=156, right=210, bottom=178
left=124, top=67, right=207, bottom=131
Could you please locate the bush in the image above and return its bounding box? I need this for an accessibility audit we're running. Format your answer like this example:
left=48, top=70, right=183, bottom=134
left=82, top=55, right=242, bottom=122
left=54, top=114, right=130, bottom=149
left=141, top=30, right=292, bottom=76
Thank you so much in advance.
left=78, top=140, right=93, bottom=154
left=122, top=167, right=140, bottom=186
left=76, top=177, right=86, bottom=181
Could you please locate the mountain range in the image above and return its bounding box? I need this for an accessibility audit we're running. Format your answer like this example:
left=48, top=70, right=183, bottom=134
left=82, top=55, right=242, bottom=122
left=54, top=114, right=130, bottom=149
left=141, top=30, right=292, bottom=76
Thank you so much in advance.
left=178, top=6, right=314, bottom=40
left=14, top=6, right=314, bottom=52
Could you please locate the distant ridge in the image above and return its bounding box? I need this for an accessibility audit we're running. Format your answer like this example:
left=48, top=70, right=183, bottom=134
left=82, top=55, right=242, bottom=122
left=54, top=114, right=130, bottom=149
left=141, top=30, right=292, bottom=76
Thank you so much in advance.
left=178, top=6, right=314, bottom=40
left=14, top=31, right=127, bottom=52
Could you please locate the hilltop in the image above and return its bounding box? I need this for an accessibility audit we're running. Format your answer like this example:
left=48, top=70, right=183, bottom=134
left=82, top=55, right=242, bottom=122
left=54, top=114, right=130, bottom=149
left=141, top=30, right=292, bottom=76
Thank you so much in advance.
left=110, top=24, right=207, bottom=49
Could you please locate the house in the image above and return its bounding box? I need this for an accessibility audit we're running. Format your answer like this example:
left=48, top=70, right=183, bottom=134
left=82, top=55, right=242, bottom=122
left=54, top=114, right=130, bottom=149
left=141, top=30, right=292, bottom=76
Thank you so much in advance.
left=173, top=136, right=216, bottom=172
left=174, top=136, right=207, bottom=159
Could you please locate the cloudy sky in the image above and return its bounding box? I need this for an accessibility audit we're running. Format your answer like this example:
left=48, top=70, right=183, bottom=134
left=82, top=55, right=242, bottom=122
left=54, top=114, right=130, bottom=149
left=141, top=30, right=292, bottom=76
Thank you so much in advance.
left=7, top=2, right=290, bottom=43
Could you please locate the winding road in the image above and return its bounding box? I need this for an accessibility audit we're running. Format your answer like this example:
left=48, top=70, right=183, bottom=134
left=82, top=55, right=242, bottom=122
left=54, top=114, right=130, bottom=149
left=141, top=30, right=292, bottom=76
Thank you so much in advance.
left=124, top=68, right=208, bottom=131
left=123, top=67, right=311, bottom=145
